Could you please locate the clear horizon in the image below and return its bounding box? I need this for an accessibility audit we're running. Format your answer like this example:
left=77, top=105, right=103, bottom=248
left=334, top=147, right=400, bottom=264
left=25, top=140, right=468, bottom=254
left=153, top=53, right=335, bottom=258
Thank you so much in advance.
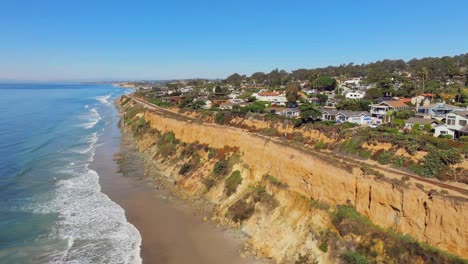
left=1, top=0, right=467, bottom=81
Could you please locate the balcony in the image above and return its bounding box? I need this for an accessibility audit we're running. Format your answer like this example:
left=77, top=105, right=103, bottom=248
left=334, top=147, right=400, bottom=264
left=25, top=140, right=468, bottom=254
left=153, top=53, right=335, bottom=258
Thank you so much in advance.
left=371, top=110, right=387, bottom=115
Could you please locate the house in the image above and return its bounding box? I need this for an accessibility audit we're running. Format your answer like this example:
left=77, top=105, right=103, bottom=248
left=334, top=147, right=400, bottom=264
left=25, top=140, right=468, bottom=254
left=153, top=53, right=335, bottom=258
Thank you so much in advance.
left=197, top=99, right=212, bottom=109
left=441, top=110, right=468, bottom=138
left=320, top=109, right=371, bottom=125
left=404, top=117, right=438, bottom=130
left=228, top=98, right=245, bottom=104
left=325, top=98, right=339, bottom=108
left=434, top=125, right=455, bottom=138
left=343, top=78, right=362, bottom=87
left=335, top=111, right=371, bottom=125
left=281, top=108, right=301, bottom=118
left=219, top=102, right=235, bottom=110
left=320, top=109, right=339, bottom=122
left=307, top=97, right=321, bottom=104
left=416, top=103, right=465, bottom=120
left=369, top=100, right=409, bottom=124
left=303, top=89, right=318, bottom=95
left=344, top=91, right=365, bottom=99
left=180, top=86, right=194, bottom=93
left=411, top=94, right=433, bottom=106
left=253, top=91, right=287, bottom=104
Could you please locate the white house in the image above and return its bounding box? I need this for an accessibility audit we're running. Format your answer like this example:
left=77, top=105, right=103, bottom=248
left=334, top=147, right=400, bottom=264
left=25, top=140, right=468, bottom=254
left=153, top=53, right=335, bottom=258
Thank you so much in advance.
left=281, top=108, right=300, bottom=118
left=253, top=91, right=287, bottom=105
left=180, top=86, right=194, bottom=93
left=439, top=110, right=468, bottom=138
left=197, top=99, right=212, bottom=109
left=434, top=125, right=455, bottom=138
left=335, top=111, right=371, bottom=125
left=219, top=102, right=235, bottom=110
left=344, top=91, right=365, bottom=99
left=411, top=94, right=433, bottom=106
left=320, top=109, right=371, bottom=125
left=343, top=78, right=362, bottom=86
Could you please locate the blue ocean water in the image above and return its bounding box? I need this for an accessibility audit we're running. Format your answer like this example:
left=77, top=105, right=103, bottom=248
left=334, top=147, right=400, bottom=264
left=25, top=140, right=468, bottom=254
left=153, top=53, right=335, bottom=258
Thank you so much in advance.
left=0, top=83, right=141, bottom=263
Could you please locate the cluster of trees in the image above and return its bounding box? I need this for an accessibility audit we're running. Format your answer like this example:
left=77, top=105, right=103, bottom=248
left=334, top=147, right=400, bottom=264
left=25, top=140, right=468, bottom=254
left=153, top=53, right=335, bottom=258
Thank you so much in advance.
left=224, top=53, right=468, bottom=91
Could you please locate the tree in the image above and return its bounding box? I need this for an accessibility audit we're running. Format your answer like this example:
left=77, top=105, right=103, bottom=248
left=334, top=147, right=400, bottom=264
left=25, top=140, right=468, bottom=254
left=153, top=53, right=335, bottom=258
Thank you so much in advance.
left=251, top=72, right=266, bottom=83
left=299, top=103, right=322, bottom=123
left=285, top=83, right=301, bottom=105
left=243, top=101, right=269, bottom=113
left=336, top=99, right=371, bottom=111
left=214, top=85, right=224, bottom=95
left=312, top=76, right=336, bottom=91
left=317, top=94, right=328, bottom=105
left=225, top=73, right=244, bottom=86
left=291, top=69, right=310, bottom=81
left=394, top=109, right=414, bottom=119
left=364, top=88, right=383, bottom=101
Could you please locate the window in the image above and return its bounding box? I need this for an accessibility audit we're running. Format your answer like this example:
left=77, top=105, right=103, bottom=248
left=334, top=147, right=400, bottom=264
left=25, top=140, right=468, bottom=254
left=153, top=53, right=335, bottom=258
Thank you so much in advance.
left=447, top=117, right=456, bottom=126
left=459, top=120, right=467, bottom=126
left=440, top=131, right=447, bottom=135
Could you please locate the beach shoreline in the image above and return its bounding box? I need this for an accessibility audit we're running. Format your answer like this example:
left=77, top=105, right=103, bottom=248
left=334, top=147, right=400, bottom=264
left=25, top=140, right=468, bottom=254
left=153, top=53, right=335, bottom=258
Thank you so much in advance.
left=90, top=99, right=262, bottom=264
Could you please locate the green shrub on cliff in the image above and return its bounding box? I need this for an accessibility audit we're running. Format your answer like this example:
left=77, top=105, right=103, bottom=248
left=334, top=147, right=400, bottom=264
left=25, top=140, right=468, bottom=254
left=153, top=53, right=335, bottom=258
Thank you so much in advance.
left=215, top=111, right=226, bottom=125
left=124, top=105, right=145, bottom=125
left=376, top=150, right=393, bottom=165
left=157, top=131, right=179, bottom=158
left=410, top=147, right=462, bottom=177
left=213, top=160, right=229, bottom=176
left=225, top=170, right=242, bottom=196
left=332, top=205, right=465, bottom=263
left=208, top=148, right=217, bottom=159
left=178, top=163, right=192, bottom=175
left=266, top=175, right=288, bottom=188
left=342, top=251, right=369, bottom=264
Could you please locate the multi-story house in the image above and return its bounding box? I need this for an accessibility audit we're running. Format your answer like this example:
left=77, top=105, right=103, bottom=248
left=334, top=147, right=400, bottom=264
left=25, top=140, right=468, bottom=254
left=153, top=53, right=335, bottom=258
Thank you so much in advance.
left=434, top=111, right=468, bottom=138
left=369, top=100, right=409, bottom=124
left=416, top=103, right=464, bottom=120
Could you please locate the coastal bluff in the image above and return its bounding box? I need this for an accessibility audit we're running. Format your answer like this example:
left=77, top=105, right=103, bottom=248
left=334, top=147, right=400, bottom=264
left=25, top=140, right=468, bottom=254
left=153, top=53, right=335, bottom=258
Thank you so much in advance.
left=122, top=96, right=468, bottom=263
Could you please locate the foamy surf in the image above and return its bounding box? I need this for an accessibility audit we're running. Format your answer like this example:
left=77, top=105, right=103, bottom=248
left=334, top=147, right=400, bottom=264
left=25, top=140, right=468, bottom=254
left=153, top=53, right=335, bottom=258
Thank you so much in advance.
left=78, top=109, right=102, bottom=129
left=95, top=94, right=112, bottom=105
left=33, top=133, right=142, bottom=264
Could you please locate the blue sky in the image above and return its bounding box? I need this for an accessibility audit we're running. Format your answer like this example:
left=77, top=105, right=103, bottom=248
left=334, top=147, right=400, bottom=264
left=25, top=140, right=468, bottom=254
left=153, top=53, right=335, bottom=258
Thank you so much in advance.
left=1, top=0, right=467, bottom=81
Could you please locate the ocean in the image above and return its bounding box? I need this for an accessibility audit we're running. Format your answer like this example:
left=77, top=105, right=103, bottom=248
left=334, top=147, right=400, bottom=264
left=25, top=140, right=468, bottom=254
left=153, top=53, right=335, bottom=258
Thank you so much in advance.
left=0, top=83, right=141, bottom=263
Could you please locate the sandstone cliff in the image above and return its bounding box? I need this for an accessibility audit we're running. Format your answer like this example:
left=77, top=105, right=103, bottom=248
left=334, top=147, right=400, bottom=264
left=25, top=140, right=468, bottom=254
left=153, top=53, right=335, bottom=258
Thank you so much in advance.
left=121, top=96, right=468, bottom=263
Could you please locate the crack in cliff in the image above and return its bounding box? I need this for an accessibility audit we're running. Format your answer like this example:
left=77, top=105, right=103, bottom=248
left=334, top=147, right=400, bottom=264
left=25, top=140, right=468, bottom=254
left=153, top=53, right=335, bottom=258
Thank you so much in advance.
left=423, top=200, right=430, bottom=240
left=354, top=176, right=358, bottom=207
left=368, top=186, right=372, bottom=211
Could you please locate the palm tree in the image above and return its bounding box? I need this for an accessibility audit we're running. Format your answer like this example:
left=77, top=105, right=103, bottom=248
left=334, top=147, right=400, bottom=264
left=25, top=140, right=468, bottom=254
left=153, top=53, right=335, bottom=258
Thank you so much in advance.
left=421, top=67, right=429, bottom=95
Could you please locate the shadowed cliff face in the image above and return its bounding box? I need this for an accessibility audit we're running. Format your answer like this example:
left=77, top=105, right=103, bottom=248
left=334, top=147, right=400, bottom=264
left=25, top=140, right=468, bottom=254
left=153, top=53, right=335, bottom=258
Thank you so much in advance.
left=122, top=97, right=468, bottom=262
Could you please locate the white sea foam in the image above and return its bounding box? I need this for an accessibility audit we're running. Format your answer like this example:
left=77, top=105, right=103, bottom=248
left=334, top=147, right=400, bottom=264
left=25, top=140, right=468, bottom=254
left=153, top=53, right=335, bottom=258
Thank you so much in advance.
left=84, top=105, right=89, bottom=109
left=95, top=94, right=112, bottom=105
left=33, top=132, right=142, bottom=264
left=78, top=109, right=101, bottom=129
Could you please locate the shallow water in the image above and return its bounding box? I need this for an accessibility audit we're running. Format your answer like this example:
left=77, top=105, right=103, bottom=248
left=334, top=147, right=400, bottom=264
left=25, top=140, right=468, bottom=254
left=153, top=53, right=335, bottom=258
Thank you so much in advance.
left=0, top=83, right=141, bottom=263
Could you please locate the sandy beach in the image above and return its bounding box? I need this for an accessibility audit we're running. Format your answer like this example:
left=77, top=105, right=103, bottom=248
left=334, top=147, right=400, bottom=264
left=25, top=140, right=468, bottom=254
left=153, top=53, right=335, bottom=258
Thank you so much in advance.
left=91, top=106, right=261, bottom=264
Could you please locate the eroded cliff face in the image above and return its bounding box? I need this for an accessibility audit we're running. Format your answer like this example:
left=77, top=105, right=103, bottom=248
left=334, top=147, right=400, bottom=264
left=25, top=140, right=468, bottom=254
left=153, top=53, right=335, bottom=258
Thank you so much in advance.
left=122, top=98, right=468, bottom=262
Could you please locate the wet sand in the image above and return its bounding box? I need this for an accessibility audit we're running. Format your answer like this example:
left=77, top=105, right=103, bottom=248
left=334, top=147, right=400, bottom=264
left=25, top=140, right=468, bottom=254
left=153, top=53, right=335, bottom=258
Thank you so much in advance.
left=91, top=106, right=261, bottom=264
